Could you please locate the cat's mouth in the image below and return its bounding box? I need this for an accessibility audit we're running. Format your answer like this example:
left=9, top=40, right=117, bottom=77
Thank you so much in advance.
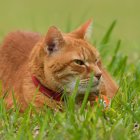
left=65, top=78, right=101, bottom=96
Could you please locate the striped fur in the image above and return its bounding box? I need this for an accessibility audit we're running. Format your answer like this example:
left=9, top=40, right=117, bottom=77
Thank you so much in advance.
left=0, top=20, right=118, bottom=111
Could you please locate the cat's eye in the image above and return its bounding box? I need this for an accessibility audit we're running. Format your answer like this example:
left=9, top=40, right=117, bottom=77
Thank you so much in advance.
left=95, top=59, right=101, bottom=66
left=95, top=59, right=98, bottom=63
left=74, top=59, right=85, bottom=65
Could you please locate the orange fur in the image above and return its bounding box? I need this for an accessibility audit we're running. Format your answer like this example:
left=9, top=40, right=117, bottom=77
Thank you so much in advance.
left=0, top=20, right=118, bottom=112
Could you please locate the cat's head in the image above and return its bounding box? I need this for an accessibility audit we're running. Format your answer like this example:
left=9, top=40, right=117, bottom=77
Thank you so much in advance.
left=30, top=20, right=110, bottom=97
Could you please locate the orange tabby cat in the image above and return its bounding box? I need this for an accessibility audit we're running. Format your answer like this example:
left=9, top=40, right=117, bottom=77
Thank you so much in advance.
left=0, top=20, right=118, bottom=112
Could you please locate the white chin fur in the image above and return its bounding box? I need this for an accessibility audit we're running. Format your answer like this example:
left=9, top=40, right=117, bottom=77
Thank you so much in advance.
left=66, top=77, right=101, bottom=95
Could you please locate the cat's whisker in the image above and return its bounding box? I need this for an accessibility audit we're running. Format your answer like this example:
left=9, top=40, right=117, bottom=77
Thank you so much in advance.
left=56, top=86, right=64, bottom=94
left=0, top=20, right=118, bottom=112
left=80, top=79, right=90, bottom=83
left=80, top=80, right=90, bottom=84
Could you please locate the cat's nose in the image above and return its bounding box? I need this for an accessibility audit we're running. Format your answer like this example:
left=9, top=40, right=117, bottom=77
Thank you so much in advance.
left=95, top=73, right=102, bottom=80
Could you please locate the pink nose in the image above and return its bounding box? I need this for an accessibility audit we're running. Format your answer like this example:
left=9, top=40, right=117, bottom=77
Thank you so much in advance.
left=95, top=73, right=102, bottom=80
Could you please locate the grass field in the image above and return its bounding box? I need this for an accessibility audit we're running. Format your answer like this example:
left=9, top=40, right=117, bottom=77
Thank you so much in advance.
left=0, top=0, right=140, bottom=140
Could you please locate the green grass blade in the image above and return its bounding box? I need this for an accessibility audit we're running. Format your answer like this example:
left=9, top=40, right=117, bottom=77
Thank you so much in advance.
left=80, top=73, right=94, bottom=114
left=101, top=20, right=117, bottom=45
left=108, top=40, right=121, bottom=70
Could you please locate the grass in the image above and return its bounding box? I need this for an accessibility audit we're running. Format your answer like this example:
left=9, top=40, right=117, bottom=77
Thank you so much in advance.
left=0, top=22, right=140, bottom=140
left=0, top=0, right=140, bottom=139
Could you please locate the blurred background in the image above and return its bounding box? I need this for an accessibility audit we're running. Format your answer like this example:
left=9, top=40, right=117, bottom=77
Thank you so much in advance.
left=0, top=0, right=139, bottom=59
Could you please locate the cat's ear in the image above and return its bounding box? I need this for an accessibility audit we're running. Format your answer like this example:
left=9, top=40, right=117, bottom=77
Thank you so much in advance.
left=71, top=19, right=93, bottom=40
left=44, top=26, right=65, bottom=54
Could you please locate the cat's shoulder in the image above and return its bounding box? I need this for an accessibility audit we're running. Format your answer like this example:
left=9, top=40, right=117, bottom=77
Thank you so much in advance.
left=0, top=31, right=41, bottom=57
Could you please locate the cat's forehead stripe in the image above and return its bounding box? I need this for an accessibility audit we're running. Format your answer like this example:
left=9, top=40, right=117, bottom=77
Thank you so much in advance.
left=81, top=44, right=98, bottom=61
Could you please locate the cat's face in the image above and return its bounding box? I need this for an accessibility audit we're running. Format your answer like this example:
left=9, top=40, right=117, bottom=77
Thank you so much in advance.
left=44, top=38, right=103, bottom=95
left=33, top=20, right=105, bottom=96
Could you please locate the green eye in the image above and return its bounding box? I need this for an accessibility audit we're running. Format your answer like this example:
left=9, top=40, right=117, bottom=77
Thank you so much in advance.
left=74, top=59, right=85, bottom=65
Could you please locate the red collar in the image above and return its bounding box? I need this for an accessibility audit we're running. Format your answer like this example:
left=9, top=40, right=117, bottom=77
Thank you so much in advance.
left=32, top=76, right=62, bottom=101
